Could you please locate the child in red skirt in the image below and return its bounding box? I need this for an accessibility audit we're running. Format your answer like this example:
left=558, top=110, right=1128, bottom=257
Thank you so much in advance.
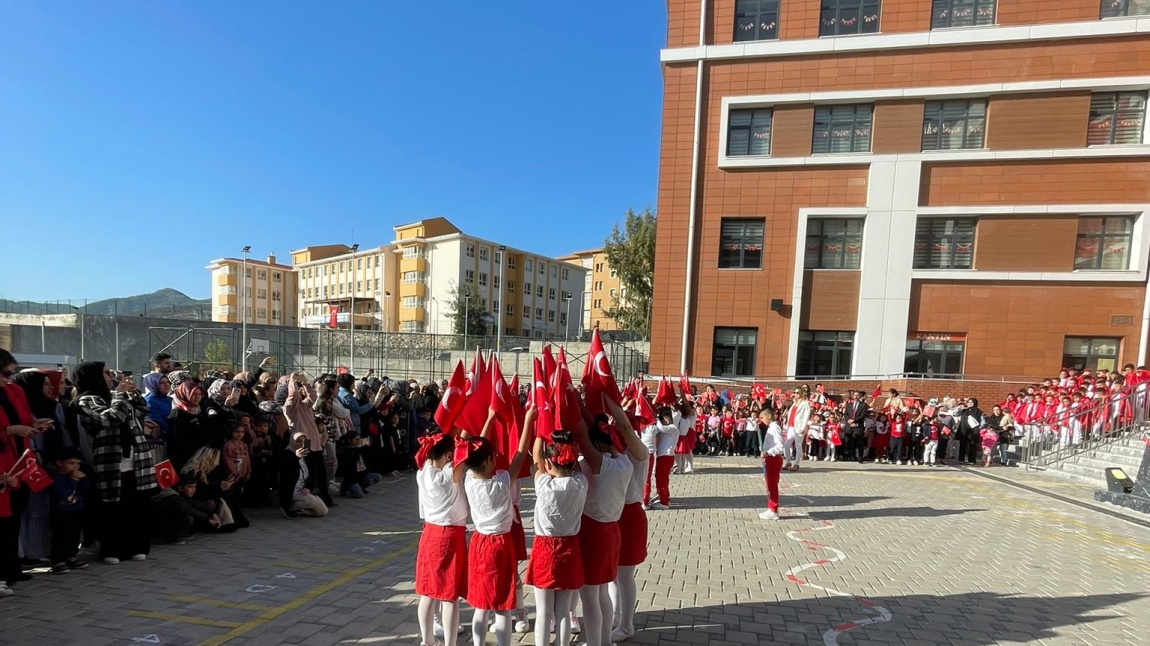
left=415, top=432, right=469, bottom=646
left=527, top=430, right=587, bottom=646
left=610, top=405, right=653, bottom=643
left=673, top=400, right=698, bottom=474
left=574, top=401, right=648, bottom=646
left=461, top=417, right=532, bottom=646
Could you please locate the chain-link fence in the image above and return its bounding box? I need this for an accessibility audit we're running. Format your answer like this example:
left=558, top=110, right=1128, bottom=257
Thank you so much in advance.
left=148, top=326, right=648, bottom=383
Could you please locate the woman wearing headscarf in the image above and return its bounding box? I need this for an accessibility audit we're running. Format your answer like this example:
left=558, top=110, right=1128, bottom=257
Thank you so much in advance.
left=204, top=379, right=240, bottom=446
left=167, top=381, right=208, bottom=470
left=143, top=373, right=172, bottom=438
left=12, top=371, right=65, bottom=566
left=0, top=349, right=55, bottom=594
left=71, top=361, right=157, bottom=565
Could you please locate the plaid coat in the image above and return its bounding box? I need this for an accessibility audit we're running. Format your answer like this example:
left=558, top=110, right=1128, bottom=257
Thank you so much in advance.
left=77, top=392, right=157, bottom=502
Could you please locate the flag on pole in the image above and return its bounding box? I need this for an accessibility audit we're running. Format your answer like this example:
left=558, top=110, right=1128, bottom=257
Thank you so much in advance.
left=434, top=361, right=468, bottom=434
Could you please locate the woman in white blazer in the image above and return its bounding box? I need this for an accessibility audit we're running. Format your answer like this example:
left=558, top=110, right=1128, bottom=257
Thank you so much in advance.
left=782, top=386, right=812, bottom=471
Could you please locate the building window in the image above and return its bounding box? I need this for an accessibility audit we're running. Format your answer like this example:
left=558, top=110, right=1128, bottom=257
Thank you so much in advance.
left=819, top=0, right=881, bottom=37
left=257, top=288, right=267, bottom=299
left=796, top=331, right=854, bottom=377
left=727, top=108, right=773, bottom=156
left=400, top=321, right=426, bottom=333
left=549, top=288, right=556, bottom=300
left=1063, top=337, right=1121, bottom=372
left=272, top=310, right=280, bottom=321
left=538, top=263, right=545, bottom=276
left=550, top=266, right=557, bottom=279
left=805, top=219, right=864, bottom=269
left=525, top=259, right=533, bottom=272
left=402, top=247, right=423, bottom=259
left=595, top=262, right=604, bottom=273
left=594, top=298, right=602, bottom=309
left=537, top=285, right=544, bottom=298
left=734, top=0, right=780, bottom=41
left=922, top=100, right=986, bottom=150
left=466, top=244, right=475, bottom=258
left=506, top=304, right=514, bottom=317
left=465, top=270, right=474, bottom=284
left=356, top=280, right=362, bottom=292
left=610, top=269, right=617, bottom=279
left=524, top=282, right=532, bottom=295
left=560, top=312, right=568, bottom=326
left=507, top=280, right=516, bottom=293
left=1075, top=216, right=1135, bottom=270
left=508, top=257, right=517, bottom=269
left=562, top=268, right=569, bottom=280
left=402, top=271, right=421, bottom=284
left=273, top=272, right=282, bottom=282
left=719, top=218, right=765, bottom=269
left=493, top=276, right=501, bottom=289
left=256, top=308, right=267, bottom=319
left=904, top=338, right=965, bottom=376
left=402, top=296, right=424, bottom=309
left=272, top=290, right=281, bottom=302
left=812, top=105, right=873, bottom=154
left=547, top=311, right=556, bottom=323
left=609, top=288, right=617, bottom=299
left=712, top=327, right=758, bottom=377
left=536, top=308, right=543, bottom=321
left=523, top=305, right=531, bottom=318
left=1102, top=0, right=1150, bottom=18
left=1088, top=92, right=1147, bottom=146
left=479, top=247, right=489, bottom=261
left=479, top=272, right=488, bottom=287
left=913, top=218, right=976, bottom=269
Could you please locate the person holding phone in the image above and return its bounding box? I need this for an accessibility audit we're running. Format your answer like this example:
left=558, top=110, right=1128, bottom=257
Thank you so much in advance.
left=278, top=432, right=327, bottom=518
left=283, top=374, right=335, bottom=508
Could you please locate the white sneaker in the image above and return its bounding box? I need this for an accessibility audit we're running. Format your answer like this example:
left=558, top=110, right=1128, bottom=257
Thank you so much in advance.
left=610, top=626, right=635, bottom=642
left=570, top=614, right=581, bottom=633
left=897, top=461, right=904, bottom=465
left=758, top=509, right=779, bottom=520
left=433, top=619, right=444, bottom=639
left=130, top=554, right=147, bottom=562
left=683, top=466, right=693, bottom=474
left=514, top=619, right=530, bottom=633
left=649, top=502, right=669, bottom=510
left=0, top=583, right=12, bottom=597
left=640, top=504, right=650, bottom=511
left=103, top=557, right=120, bottom=565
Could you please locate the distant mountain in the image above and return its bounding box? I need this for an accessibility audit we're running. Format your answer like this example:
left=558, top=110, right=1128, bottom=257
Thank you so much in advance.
left=0, top=288, right=212, bottom=320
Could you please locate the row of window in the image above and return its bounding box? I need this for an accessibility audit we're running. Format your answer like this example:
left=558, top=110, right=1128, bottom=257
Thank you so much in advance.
left=720, top=215, right=1136, bottom=271
left=727, top=93, right=1147, bottom=157
left=301, top=257, right=376, bottom=279
left=734, top=0, right=1148, bottom=43
left=712, top=327, right=1122, bottom=377
left=303, top=278, right=383, bottom=299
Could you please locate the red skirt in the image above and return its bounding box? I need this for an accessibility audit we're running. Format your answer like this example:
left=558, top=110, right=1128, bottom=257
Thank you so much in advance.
left=526, top=534, right=584, bottom=590
left=415, top=523, right=467, bottom=601
left=674, top=433, right=696, bottom=454
left=466, top=532, right=518, bottom=611
left=617, top=502, right=648, bottom=567
left=578, top=516, right=620, bottom=586
left=510, top=508, right=528, bottom=561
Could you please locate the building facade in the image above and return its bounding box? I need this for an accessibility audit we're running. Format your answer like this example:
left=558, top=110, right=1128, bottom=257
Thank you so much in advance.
left=558, top=248, right=624, bottom=333
left=207, top=254, right=298, bottom=327
left=652, top=0, right=1150, bottom=380
left=290, top=218, right=587, bottom=341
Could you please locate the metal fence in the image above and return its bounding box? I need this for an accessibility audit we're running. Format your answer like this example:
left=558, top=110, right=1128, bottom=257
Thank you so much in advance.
left=148, top=326, right=648, bottom=384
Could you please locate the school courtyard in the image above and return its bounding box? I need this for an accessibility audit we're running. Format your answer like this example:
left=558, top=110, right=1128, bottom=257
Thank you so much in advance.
left=4, top=459, right=1148, bottom=646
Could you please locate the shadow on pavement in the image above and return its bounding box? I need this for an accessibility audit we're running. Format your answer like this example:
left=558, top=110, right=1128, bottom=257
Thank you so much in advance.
left=631, top=591, right=1145, bottom=646
left=805, top=506, right=987, bottom=521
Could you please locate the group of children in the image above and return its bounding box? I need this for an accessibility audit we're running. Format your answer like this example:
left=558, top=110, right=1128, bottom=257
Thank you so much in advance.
left=414, top=398, right=650, bottom=646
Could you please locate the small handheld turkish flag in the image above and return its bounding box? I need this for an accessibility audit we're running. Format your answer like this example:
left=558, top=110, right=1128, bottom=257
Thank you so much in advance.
left=154, top=459, right=179, bottom=490
left=679, top=374, right=693, bottom=401
left=6, top=449, right=38, bottom=478
left=871, top=385, right=883, bottom=400
left=530, top=358, right=555, bottom=441
left=9, top=451, right=52, bottom=494
left=435, top=361, right=468, bottom=435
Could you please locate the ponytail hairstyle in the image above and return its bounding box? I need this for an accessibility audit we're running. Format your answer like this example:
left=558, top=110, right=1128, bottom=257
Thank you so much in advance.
left=428, top=432, right=456, bottom=463
left=463, top=436, right=495, bottom=472
left=546, top=430, right=579, bottom=473
left=588, top=414, right=613, bottom=450
left=657, top=406, right=674, bottom=425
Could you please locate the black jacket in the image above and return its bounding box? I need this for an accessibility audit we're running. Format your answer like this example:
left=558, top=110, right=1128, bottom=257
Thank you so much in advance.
left=277, top=447, right=320, bottom=508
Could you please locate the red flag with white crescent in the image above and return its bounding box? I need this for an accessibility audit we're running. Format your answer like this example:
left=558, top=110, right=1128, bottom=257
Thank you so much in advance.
left=654, top=376, right=676, bottom=407
left=434, top=361, right=468, bottom=435
left=488, top=356, right=514, bottom=470
left=154, top=459, right=179, bottom=490
left=457, top=348, right=492, bottom=436
left=583, top=329, right=623, bottom=416
left=553, top=348, right=583, bottom=433
left=679, top=373, right=693, bottom=401
left=530, top=358, right=556, bottom=441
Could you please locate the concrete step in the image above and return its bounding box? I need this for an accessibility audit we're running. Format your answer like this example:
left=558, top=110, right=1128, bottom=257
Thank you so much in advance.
left=1026, top=464, right=1107, bottom=487
left=1049, top=460, right=1108, bottom=485
left=1068, top=455, right=1142, bottom=473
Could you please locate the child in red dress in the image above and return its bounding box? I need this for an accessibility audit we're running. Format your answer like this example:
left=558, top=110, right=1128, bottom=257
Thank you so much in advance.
left=415, top=432, right=469, bottom=646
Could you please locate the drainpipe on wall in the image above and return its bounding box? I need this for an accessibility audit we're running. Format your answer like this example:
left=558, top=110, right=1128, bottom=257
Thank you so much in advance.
left=1139, top=261, right=1150, bottom=366
left=679, top=0, right=708, bottom=375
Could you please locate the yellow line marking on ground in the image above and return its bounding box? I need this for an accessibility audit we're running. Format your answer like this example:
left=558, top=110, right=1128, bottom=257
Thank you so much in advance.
left=283, top=550, right=373, bottom=563
left=127, top=611, right=244, bottom=629
left=164, top=595, right=277, bottom=611
left=197, top=537, right=421, bottom=646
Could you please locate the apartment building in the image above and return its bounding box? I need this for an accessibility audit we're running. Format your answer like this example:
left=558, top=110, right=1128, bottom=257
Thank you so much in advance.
left=558, top=248, right=623, bottom=333
left=206, top=254, right=298, bottom=327
left=292, top=218, right=587, bottom=340
left=652, top=0, right=1150, bottom=380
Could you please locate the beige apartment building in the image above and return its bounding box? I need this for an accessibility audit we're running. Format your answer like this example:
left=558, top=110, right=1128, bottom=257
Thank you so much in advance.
left=206, top=254, right=299, bottom=326
left=558, top=248, right=623, bottom=333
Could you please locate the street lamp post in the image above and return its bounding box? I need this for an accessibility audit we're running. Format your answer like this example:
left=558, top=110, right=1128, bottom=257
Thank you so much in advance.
left=383, top=290, right=392, bottom=373
left=496, top=246, right=506, bottom=353
left=349, top=244, right=359, bottom=373
left=241, top=246, right=251, bottom=372
left=578, top=289, right=590, bottom=341
left=564, top=295, right=573, bottom=344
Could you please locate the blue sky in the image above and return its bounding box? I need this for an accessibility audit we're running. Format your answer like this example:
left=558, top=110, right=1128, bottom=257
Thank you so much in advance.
left=0, top=2, right=666, bottom=302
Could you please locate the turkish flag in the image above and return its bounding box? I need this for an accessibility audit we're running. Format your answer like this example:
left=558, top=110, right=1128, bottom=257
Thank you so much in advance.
left=529, top=358, right=556, bottom=441
left=457, top=348, right=492, bottom=436
left=6, top=449, right=38, bottom=478
left=542, top=345, right=558, bottom=392
left=328, top=305, right=339, bottom=329
left=871, top=385, right=882, bottom=399
left=654, top=376, right=676, bottom=407
left=629, top=392, right=657, bottom=432
left=679, top=374, right=693, bottom=402
left=507, top=373, right=530, bottom=478
left=434, top=361, right=468, bottom=435
left=154, top=459, right=179, bottom=490
left=9, top=450, right=52, bottom=493
left=553, top=348, right=584, bottom=433
left=583, top=329, right=623, bottom=417
left=751, top=383, right=767, bottom=403
left=488, top=356, right=515, bottom=471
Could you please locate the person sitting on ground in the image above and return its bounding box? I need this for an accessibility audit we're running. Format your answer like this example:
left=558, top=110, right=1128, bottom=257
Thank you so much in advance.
left=279, top=432, right=328, bottom=518
left=152, top=474, right=220, bottom=541
left=335, top=431, right=382, bottom=498
left=181, top=445, right=244, bottom=531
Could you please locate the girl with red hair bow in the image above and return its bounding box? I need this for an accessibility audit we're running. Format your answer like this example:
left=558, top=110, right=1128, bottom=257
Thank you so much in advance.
left=415, top=431, right=469, bottom=646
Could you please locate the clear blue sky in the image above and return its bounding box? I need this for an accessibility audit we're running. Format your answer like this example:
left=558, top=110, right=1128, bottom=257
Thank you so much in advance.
left=0, top=2, right=666, bottom=302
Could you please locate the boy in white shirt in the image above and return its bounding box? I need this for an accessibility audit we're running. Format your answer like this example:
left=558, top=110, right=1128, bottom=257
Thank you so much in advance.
left=757, top=409, right=785, bottom=521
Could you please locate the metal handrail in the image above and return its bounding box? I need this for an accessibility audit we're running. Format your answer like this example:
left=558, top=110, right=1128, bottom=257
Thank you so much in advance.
left=1017, top=381, right=1149, bottom=469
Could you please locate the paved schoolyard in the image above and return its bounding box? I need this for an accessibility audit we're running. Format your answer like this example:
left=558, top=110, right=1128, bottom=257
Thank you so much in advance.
left=4, top=457, right=1149, bottom=646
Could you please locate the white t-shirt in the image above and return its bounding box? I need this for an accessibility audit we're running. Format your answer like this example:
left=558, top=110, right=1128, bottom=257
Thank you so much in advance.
left=677, top=412, right=697, bottom=437
left=533, top=472, right=588, bottom=537
left=417, top=462, right=469, bottom=527
left=580, top=454, right=633, bottom=523
left=624, top=454, right=646, bottom=504
left=642, top=420, right=680, bottom=457
left=464, top=470, right=514, bottom=535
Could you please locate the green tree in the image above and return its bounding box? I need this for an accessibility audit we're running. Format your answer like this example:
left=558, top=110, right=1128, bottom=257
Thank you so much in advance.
left=202, top=338, right=232, bottom=373
left=446, top=281, right=489, bottom=342
left=603, top=207, right=656, bottom=338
